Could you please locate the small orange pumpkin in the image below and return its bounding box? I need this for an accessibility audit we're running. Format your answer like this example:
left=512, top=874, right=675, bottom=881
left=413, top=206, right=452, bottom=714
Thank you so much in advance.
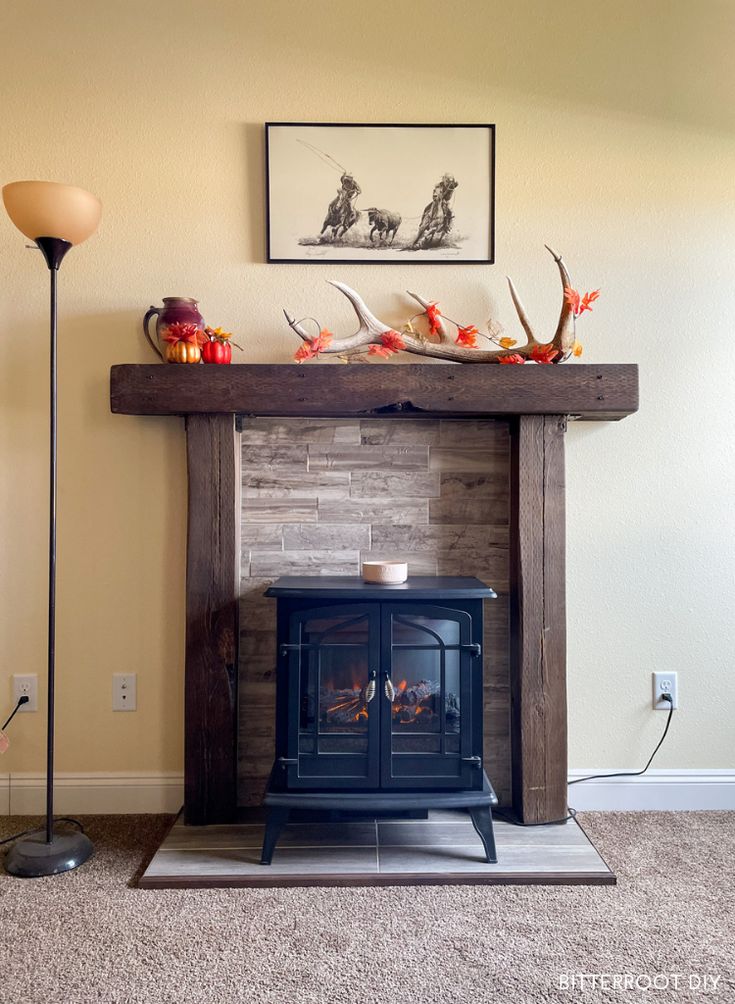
left=166, top=340, right=201, bottom=364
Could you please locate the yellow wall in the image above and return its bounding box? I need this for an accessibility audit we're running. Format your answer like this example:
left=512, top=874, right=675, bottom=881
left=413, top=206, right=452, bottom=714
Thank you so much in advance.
left=2, top=0, right=734, bottom=776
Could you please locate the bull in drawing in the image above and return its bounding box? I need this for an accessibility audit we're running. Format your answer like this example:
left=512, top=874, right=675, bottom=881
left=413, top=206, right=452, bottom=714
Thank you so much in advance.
left=367, top=208, right=401, bottom=244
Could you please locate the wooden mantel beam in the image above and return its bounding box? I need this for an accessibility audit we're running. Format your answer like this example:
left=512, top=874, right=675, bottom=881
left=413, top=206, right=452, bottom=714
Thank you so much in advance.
left=110, top=363, right=638, bottom=422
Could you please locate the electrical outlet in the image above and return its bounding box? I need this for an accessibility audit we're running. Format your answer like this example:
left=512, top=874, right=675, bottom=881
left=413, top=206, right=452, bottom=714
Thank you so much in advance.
left=112, top=673, right=137, bottom=712
left=12, top=674, right=38, bottom=712
left=653, top=671, right=678, bottom=710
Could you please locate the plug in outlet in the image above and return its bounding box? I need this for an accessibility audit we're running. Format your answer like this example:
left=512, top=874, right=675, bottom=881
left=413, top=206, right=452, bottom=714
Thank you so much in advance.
left=12, top=674, right=38, bottom=712
left=112, top=673, right=137, bottom=712
left=653, top=671, right=678, bottom=710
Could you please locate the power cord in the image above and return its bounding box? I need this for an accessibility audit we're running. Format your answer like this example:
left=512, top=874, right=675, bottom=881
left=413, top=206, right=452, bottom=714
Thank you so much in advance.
left=1, top=696, right=86, bottom=848
left=493, top=692, right=675, bottom=827
left=2, top=695, right=29, bottom=731
left=568, top=692, right=674, bottom=787
left=0, top=817, right=86, bottom=847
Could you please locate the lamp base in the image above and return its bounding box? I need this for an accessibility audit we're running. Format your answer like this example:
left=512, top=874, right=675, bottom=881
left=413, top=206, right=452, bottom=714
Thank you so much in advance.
left=4, top=828, right=94, bottom=878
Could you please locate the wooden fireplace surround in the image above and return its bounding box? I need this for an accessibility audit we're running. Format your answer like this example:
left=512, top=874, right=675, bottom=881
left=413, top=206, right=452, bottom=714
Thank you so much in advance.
left=110, top=362, right=638, bottom=826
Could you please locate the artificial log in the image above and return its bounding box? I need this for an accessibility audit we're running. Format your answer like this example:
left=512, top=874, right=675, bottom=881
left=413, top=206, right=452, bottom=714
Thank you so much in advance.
left=323, top=678, right=446, bottom=727
left=285, top=245, right=577, bottom=363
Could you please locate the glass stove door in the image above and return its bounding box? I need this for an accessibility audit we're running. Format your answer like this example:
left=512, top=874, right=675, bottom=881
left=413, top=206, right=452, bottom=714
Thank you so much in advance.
left=380, top=604, right=476, bottom=789
left=287, top=604, right=380, bottom=788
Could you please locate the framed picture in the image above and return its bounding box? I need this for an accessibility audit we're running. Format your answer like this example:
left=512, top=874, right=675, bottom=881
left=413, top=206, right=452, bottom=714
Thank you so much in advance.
left=265, top=123, right=495, bottom=264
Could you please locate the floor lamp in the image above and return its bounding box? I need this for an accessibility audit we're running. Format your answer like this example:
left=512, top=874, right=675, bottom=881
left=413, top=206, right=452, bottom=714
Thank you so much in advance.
left=2, top=181, right=101, bottom=877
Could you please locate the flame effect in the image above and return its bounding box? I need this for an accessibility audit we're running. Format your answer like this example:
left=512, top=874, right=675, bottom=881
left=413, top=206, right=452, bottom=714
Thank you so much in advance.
left=323, top=670, right=438, bottom=727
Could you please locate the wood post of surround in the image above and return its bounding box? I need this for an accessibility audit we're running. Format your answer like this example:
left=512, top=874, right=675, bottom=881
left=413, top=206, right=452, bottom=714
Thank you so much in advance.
left=509, top=415, right=568, bottom=824
left=184, top=414, right=240, bottom=824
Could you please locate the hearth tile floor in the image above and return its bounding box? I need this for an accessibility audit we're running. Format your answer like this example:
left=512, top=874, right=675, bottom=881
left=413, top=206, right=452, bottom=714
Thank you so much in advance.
left=139, top=810, right=615, bottom=887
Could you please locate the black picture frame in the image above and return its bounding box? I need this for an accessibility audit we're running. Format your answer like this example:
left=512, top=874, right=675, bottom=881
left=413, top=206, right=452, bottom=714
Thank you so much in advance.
left=265, top=123, right=496, bottom=265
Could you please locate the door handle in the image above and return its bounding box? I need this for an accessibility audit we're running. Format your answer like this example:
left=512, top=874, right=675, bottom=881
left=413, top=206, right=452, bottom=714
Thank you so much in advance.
left=364, top=670, right=377, bottom=704
left=383, top=673, right=396, bottom=703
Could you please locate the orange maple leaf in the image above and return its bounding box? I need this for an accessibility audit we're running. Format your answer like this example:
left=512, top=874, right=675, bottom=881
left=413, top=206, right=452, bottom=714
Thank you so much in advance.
left=564, top=287, right=581, bottom=314
left=456, top=325, right=479, bottom=348
left=530, top=344, right=559, bottom=364
left=293, top=328, right=333, bottom=363
left=425, top=302, right=442, bottom=337
left=368, top=344, right=394, bottom=358
left=163, top=322, right=206, bottom=346
left=498, top=336, right=517, bottom=349
left=498, top=353, right=525, bottom=365
left=380, top=330, right=406, bottom=353
left=572, top=342, right=583, bottom=357
left=564, top=286, right=600, bottom=318
left=579, top=289, right=600, bottom=314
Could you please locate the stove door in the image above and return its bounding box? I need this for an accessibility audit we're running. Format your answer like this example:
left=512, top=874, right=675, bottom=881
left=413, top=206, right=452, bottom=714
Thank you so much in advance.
left=380, top=604, right=478, bottom=789
left=286, top=603, right=380, bottom=788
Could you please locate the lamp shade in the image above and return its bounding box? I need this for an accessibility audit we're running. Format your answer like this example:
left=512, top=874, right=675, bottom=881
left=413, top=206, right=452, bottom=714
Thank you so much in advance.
left=2, top=180, right=101, bottom=245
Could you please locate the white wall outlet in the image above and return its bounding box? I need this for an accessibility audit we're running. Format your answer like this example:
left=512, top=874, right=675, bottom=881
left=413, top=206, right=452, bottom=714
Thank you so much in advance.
left=12, top=674, right=38, bottom=712
left=112, top=673, right=137, bottom=712
left=652, top=671, right=678, bottom=710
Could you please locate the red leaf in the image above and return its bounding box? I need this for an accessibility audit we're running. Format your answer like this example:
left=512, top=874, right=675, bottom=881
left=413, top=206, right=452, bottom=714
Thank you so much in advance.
left=579, top=289, right=600, bottom=314
left=564, top=286, right=600, bottom=317
left=163, top=322, right=202, bottom=345
left=425, top=302, right=442, bottom=337
left=498, top=353, right=525, bottom=365
left=368, top=344, right=393, bottom=358
left=563, top=287, right=581, bottom=314
left=380, top=330, right=406, bottom=353
left=294, top=328, right=333, bottom=363
left=294, top=342, right=316, bottom=363
left=456, top=324, right=479, bottom=348
left=530, top=344, right=559, bottom=364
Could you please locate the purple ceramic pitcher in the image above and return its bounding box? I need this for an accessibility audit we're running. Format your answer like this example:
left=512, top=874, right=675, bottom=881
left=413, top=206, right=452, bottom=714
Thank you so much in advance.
left=143, top=297, right=205, bottom=360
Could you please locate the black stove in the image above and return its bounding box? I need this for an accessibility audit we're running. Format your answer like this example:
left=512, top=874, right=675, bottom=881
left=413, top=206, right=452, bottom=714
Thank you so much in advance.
left=260, top=576, right=499, bottom=865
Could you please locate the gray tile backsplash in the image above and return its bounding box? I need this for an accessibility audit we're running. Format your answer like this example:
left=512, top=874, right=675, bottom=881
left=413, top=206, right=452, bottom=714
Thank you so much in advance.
left=238, top=417, right=511, bottom=807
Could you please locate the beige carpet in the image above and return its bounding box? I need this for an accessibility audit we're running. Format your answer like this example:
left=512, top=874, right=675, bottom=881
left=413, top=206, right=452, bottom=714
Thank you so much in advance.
left=1, top=812, right=733, bottom=1003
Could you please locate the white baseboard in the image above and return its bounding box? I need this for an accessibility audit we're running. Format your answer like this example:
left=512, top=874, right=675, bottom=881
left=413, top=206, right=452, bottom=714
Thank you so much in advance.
left=568, top=769, right=735, bottom=811
left=2, top=770, right=732, bottom=815
left=5, top=772, right=184, bottom=815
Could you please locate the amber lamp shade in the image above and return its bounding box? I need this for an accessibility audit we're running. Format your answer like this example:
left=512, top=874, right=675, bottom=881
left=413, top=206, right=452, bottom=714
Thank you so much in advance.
left=2, top=180, right=101, bottom=246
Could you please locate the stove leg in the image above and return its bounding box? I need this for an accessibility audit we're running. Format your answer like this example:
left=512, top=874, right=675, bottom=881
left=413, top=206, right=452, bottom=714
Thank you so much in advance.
left=260, top=806, right=290, bottom=865
left=469, top=805, right=497, bottom=864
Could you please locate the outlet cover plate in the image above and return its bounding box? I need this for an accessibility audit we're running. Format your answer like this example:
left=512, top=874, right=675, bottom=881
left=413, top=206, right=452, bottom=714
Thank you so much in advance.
left=652, top=671, right=678, bottom=710
left=112, top=673, right=137, bottom=712
left=12, top=674, right=38, bottom=712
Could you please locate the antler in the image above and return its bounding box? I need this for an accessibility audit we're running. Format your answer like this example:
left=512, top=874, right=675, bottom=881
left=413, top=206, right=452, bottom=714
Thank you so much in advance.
left=285, top=246, right=576, bottom=363
left=505, top=245, right=575, bottom=355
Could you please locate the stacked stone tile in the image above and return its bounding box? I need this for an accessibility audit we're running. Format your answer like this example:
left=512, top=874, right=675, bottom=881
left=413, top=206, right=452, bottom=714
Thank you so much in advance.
left=238, top=418, right=511, bottom=806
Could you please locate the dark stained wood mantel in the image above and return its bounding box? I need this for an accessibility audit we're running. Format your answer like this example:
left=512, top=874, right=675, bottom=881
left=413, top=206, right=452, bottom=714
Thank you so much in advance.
left=111, top=363, right=638, bottom=422
left=109, top=362, right=638, bottom=827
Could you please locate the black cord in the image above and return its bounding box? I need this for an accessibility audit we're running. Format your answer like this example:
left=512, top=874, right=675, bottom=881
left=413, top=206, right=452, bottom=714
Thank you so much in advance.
left=0, top=817, right=85, bottom=847
left=568, top=694, right=674, bottom=786
left=494, top=694, right=675, bottom=827
left=1, top=697, right=87, bottom=849
left=2, top=695, right=29, bottom=731
left=494, top=806, right=577, bottom=826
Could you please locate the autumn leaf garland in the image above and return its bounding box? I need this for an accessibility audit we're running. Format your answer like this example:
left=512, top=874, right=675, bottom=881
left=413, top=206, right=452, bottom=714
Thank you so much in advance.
left=292, top=286, right=600, bottom=363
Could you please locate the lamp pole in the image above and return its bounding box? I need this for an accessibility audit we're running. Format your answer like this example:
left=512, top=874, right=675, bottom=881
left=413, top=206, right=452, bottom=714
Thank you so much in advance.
left=5, top=236, right=94, bottom=877
left=2, top=181, right=101, bottom=877
left=41, top=239, right=69, bottom=844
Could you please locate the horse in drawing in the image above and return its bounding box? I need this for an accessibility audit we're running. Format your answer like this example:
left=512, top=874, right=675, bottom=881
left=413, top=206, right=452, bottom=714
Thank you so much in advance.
left=319, top=172, right=362, bottom=242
